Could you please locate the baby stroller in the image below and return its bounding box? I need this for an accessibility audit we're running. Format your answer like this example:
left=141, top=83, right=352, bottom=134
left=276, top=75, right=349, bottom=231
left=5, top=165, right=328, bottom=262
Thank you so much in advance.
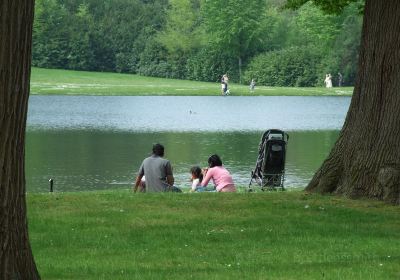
left=248, top=129, right=289, bottom=191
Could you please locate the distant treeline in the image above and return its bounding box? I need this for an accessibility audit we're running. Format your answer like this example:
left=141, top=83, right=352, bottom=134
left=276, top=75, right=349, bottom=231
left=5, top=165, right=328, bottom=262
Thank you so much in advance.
left=32, top=0, right=363, bottom=86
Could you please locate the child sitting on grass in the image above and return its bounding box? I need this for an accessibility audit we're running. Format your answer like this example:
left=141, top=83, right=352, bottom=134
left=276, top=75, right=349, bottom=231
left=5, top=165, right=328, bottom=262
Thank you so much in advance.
left=190, top=166, right=204, bottom=192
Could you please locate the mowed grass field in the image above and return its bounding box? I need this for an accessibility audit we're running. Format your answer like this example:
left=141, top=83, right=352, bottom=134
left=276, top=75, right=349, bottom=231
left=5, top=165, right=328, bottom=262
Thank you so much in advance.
left=30, top=67, right=353, bottom=96
left=28, top=68, right=389, bottom=279
left=28, top=190, right=400, bottom=279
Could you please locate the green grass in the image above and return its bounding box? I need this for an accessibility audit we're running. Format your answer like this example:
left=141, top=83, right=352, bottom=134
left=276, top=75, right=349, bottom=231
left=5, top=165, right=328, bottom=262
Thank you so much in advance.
left=28, top=190, right=400, bottom=279
left=30, top=67, right=353, bottom=96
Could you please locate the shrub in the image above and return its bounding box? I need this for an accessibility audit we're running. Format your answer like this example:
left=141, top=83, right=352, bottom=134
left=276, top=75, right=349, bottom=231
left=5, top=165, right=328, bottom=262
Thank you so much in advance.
left=243, top=47, right=323, bottom=87
left=186, top=48, right=239, bottom=83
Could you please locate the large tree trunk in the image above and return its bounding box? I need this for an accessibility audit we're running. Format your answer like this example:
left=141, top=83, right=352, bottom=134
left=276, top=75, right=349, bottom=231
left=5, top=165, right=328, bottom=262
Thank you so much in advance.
left=306, top=0, right=400, bottom=205
left=0, top=1, right=40, bottom=278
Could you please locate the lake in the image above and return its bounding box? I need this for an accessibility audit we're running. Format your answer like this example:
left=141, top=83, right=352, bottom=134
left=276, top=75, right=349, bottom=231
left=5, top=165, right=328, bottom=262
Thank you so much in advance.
left=26, top=96, right=350, bottom=192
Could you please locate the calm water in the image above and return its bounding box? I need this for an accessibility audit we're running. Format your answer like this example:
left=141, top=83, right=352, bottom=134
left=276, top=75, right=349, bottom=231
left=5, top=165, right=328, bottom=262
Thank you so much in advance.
left=26, top=96, right=349, bottom=192
left=28, top=96, right=350, bottom=131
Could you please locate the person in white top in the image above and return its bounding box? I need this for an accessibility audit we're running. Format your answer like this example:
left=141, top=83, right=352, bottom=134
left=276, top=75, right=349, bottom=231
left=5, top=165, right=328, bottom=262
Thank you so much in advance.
left=221, top=74, right=230, bottom=95
left=190, top=166, right=203, bottom=192
left=324, top=73, right=333, bottom=88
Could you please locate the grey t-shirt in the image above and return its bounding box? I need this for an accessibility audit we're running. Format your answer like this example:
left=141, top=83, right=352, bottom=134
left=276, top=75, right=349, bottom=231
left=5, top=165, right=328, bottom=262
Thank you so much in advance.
left=138, top=155, right=173, bottom=192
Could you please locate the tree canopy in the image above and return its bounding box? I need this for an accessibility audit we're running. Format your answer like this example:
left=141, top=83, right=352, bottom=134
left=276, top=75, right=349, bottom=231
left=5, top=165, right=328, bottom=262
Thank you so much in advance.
left=32, top=0, right=363, bottom=86
left=285, top=0, right=364, bottom=14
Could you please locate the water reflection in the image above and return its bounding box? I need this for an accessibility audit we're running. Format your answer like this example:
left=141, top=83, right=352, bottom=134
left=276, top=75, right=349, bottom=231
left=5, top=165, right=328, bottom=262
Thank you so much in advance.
left=26, top=130, right=339, bottom=192
left=26, top=96, right=346, bottom=192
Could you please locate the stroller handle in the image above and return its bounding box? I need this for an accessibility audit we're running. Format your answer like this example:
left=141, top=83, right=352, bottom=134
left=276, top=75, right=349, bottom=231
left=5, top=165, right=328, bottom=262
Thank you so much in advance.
left=262, top=129, right=289, bottom=142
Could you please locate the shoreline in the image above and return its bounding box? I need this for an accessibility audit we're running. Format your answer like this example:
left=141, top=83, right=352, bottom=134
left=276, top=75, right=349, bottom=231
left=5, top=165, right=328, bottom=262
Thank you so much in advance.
left=31, top=67, right=354, bottom=96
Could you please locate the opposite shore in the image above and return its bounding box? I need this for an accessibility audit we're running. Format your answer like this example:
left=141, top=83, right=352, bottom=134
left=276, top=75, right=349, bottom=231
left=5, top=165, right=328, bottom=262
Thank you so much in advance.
left=31, top=67, right=353, bottom=96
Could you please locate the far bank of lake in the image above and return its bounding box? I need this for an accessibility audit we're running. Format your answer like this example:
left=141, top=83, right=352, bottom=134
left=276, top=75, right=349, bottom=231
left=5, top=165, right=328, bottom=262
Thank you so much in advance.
left=30, top=67, right=353, bottom=96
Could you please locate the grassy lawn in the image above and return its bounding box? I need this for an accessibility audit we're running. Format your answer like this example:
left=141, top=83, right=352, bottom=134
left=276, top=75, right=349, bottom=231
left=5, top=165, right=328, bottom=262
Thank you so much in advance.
left=30, top=67, right=353, bottom=96
left=28, top=190, right=400, bottom=279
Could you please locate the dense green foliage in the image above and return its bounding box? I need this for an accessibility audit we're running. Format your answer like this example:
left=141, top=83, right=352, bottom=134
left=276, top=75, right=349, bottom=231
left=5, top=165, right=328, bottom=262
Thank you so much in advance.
left=244, top=46, right=322, bottom=87
left=32, top=0, right=363, bottom=86
left=29, top=191, right=400, bottom=279
left=285, top=0, right=364, bottom=14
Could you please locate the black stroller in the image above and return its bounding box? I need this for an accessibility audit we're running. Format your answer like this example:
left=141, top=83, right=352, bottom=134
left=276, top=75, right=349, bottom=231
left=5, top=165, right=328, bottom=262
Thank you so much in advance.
left=248, top=129, right=289, bottom=191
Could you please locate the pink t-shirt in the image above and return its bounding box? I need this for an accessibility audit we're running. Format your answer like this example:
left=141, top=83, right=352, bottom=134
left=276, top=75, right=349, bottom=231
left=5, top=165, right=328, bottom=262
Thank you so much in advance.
left=201, top=166, right=235, bottom=192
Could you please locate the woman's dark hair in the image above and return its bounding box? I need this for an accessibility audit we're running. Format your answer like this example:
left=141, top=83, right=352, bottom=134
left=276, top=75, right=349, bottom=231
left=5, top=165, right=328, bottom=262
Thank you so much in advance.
left=190, top=166, right=203, bottom=182
left=208, top=154, right=222, bottom=168
left=152, top=143, right=164, bottom=157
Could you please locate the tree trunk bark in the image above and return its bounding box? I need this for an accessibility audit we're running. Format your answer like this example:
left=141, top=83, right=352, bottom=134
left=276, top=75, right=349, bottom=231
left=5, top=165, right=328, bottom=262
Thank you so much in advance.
left=0, top=1, right=40, bottom=278
left=306, top=0, right=400, bottom=205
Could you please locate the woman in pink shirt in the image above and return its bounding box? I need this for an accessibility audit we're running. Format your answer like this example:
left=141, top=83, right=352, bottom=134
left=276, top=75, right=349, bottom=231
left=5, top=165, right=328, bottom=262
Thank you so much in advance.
left=201, top=154, right=236, bottom=192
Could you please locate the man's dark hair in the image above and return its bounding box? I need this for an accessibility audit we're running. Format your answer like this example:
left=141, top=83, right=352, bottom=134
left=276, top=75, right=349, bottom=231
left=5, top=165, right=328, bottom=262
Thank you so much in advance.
left=208, top=154, right=222, bottom=168
left=152, top=143, right=164, bottom=157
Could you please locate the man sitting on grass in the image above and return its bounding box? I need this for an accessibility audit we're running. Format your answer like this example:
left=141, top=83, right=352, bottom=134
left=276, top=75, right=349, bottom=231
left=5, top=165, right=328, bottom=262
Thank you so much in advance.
left=133, top=143, right=176, bottom=192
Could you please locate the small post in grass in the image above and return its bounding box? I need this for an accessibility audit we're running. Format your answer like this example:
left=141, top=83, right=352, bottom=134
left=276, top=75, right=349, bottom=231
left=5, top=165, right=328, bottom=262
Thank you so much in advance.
left=49, top=178, right=54, bottom=192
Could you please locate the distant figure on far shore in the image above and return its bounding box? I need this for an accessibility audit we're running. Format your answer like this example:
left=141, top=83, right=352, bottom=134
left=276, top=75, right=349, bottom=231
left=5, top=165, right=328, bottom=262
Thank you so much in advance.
left=324, top=73, right=333, bottom=88
left=249, top=79, right=256, bottom=93
left=221, top=74, right=230, bottom=95
left=338, top=72, right=343, bottom=87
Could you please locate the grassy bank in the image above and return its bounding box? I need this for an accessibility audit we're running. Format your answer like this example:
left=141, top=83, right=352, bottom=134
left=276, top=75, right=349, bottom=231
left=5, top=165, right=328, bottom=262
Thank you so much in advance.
left=30, top=67, right=353, bottom=96
left=28, top=190, right=399, bottom=279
